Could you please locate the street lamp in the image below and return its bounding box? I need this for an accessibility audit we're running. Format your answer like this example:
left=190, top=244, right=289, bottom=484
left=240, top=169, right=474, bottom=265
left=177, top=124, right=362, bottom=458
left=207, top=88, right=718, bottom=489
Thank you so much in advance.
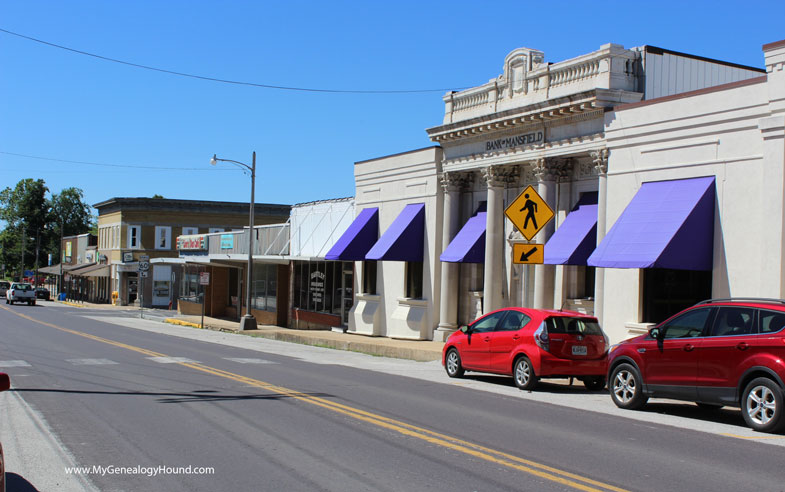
left=210, top=151, right=257, bottom=331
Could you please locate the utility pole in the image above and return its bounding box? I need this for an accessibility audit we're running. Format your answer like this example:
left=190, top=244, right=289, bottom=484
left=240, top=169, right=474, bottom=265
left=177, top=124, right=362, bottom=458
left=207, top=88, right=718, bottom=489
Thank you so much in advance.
left=34, top=230, right=40, bottom=287
left=20, top=227, right=26, bottom=281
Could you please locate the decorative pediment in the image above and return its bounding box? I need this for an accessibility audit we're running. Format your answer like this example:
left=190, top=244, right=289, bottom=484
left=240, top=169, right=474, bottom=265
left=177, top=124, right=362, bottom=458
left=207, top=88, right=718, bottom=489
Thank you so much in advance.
left=502, top=48, right=545, bottom=97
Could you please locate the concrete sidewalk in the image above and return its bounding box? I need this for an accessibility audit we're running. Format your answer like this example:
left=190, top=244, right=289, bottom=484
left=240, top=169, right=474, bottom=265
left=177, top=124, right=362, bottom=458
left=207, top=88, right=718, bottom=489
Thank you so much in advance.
left=55, top=299, right=445, bottom=362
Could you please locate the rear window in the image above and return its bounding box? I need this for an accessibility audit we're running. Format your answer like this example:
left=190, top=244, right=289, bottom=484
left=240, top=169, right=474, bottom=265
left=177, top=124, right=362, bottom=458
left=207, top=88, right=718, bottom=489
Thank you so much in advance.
left=0, top=282, right=9, bottom=288
left=13, top=284, right=32, bottom=291
left=546, top=317, right=603, bottom=336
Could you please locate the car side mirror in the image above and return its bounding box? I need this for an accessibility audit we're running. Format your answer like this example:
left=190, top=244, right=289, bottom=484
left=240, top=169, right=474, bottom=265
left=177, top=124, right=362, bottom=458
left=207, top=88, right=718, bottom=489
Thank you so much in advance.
left=0, top=373, right=10, bottom=392
left=460, top=325, right=470, bottom=334
left=649, top=327, right=661, bottom=340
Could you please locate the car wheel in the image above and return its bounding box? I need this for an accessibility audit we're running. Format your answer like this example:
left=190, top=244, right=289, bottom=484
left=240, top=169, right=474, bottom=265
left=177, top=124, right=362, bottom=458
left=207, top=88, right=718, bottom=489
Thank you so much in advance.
left=583, top=376, right=606, bottom=391
left=513, top=356, right=538, bottom=391
left=444, top=348, right=464, bottom=378
left=610, top=363, right=648, bottom=410
left=742, top=377, right=785, bottom=433
left=696, top=402, right=723, bottom=410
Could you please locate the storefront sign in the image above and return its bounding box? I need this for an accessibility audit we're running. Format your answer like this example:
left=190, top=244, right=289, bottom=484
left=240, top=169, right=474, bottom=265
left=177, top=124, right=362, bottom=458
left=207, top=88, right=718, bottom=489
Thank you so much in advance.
left=310, top=270, right=325, bottom=305
left=123, top=251, right=134, bottom=262
left=177, top=234, right=207, bottom=251
left=199, top=272, right=210, bottom=285
left=485, top=130, right=544, bottom=152
left=220, top=234, right=235, bottom=249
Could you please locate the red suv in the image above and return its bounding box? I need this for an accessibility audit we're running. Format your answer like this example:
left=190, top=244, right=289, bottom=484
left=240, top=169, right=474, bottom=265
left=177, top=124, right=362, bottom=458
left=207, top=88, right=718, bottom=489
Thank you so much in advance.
left=608, top=299, right=785, bottom=433
left=442, top=307, right=609, bottom=391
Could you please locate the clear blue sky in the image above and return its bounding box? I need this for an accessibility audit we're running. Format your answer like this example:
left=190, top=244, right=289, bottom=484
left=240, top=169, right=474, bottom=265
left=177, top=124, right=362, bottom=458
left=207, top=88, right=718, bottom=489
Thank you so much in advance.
left=1, top=1, right=783, bottom=216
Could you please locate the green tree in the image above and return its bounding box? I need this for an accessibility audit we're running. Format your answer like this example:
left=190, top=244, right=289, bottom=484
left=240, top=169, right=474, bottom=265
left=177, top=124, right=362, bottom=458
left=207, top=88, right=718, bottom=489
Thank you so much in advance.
left=0, top=179, right=48, bottom=278
left=0, top=179, right=94, bottom=277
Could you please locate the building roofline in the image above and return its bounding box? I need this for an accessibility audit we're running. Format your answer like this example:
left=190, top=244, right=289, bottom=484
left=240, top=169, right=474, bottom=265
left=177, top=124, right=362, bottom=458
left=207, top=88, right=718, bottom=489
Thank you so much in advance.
left=643, top=45, right=766, bottom=73
left=614, top=75, right=767, bottom=112
left=93, top=197, right=291, bottom=216
left=354, top=146, right=442, bottom=165
left=762, top=39, right=785, bottom=52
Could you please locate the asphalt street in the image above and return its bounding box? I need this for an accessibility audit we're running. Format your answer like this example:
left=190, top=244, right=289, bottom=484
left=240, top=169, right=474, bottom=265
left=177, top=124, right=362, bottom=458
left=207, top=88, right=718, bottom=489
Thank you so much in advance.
left=1, top=301, right=784, bottom=491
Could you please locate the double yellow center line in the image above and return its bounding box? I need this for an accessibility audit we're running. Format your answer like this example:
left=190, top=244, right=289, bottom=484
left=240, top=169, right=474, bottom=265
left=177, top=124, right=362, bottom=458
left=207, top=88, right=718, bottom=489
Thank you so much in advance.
left=4, top=306, right=627, bottom=492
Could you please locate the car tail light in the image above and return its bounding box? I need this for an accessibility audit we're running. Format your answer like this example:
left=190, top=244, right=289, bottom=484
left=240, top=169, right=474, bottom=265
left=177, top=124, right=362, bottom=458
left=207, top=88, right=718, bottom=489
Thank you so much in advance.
left=534, top=321, right=549, bottom=351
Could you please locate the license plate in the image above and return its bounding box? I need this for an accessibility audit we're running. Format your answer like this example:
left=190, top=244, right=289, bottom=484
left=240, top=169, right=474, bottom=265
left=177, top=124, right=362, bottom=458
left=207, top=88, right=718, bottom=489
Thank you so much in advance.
left=571, top=345, right=587, bottom=356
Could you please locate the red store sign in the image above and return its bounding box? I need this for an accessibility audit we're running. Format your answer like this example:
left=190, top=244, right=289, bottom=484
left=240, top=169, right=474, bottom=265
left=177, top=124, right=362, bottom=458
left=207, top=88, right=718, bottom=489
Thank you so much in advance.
left=177, top=234, right=207, bottom=251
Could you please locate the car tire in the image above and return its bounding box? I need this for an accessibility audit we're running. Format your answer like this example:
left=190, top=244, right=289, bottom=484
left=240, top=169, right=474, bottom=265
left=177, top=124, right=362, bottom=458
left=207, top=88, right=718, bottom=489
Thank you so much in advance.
left=513, top=356, right=538, bottom=391
left=444, top=348, right=465, bottom=378
left=582, top=376, right=606, bottom=391
left=742, top=377, right=785, bottom=433
left=610, top=363, right=648, bottom=410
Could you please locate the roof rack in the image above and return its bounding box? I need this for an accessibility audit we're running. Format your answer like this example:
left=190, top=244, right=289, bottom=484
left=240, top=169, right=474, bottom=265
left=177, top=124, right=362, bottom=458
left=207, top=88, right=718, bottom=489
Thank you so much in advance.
left=694, top=298, right=785, bottom=306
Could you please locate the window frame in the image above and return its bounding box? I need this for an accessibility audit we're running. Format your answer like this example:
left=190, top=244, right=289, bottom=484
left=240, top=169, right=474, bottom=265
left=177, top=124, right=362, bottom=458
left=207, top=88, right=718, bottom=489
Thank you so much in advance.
left=155, top=226, right=172, bottom=250
left=127, top=225, right=141, bottom=249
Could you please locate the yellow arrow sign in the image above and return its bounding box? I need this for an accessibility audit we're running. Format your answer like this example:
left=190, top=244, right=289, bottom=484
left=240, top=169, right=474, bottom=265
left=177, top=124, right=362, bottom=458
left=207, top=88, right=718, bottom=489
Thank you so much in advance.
left=513, top=243, right=544, bottom=264
left=505, top=185, right=554, bottom=240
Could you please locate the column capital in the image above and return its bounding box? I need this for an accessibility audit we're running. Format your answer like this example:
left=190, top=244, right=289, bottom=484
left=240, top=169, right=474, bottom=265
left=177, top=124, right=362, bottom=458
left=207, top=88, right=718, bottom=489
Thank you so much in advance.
left=532, top=158, right=561, bottom=182
left=440, top=171, right=473, bottom=193
left=482, top=165, right=519, bottom=188
left=590, top=148, right=609, bottom=175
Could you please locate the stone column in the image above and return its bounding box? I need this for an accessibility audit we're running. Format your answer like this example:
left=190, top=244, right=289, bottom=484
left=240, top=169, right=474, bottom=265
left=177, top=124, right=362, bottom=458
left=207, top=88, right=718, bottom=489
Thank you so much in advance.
left=533, top=158, right=558, bottom=309
left=591, top=149, right=609, bottom=324
left=435, top=172, right=470, bottom=341
left=483, top=166, right=513, bottom=313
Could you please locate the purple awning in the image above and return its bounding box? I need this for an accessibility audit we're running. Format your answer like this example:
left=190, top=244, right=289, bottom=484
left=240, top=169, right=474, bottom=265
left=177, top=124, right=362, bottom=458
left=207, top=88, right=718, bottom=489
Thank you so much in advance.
left=543, top=204, right=597, bottom=265
left=440, top=212, right=486, bottom=263
left=366, top=203, right=425, bottom=261
left=587, top=176, right=715, bottom=270
left=325, top=208, right=379, bottom=261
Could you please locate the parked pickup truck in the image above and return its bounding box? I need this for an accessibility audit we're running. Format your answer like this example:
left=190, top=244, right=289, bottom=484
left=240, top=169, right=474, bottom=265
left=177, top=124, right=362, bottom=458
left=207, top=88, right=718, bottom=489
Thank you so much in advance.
left=6, top=282, right=36, bottom=305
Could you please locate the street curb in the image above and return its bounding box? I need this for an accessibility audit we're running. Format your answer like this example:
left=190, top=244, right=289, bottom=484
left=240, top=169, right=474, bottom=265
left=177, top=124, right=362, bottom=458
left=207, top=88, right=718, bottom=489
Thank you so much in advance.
left=57, top=300, right=86, bottom=308
left=245, top=331, right=442, bottom=362
left=162, top=318, right=441, bottom=362
left=164, top=318, right=205, bottom=329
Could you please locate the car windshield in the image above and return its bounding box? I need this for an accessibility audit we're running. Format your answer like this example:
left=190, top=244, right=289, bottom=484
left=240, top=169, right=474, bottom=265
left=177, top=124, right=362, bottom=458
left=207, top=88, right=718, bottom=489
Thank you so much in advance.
left=546, top=316, right=603, bottom=336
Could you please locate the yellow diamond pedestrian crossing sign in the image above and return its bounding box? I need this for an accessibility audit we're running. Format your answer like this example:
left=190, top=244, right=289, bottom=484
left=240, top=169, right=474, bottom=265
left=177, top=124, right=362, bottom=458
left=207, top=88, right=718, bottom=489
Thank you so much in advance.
left=505, top=185, right=554, bottom=240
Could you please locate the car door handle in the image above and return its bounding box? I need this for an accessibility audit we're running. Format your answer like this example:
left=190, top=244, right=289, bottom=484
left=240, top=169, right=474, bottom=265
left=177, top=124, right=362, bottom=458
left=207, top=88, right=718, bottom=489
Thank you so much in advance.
left=483, top=336, right=491, bottom=342
left=512, top=335, right=521, bottom=341
left=683, top=344, right=695, bottom=352
left=637, top=348, right=646, bottom=353
left=736, top=342, right=749, bottom=350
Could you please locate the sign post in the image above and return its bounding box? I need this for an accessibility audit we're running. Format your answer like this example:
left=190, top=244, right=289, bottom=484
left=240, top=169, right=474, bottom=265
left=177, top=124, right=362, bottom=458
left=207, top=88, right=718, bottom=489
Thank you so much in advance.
left=199, top=272, right=210, bottom=329
left=138, top=255, right=150, bottom=318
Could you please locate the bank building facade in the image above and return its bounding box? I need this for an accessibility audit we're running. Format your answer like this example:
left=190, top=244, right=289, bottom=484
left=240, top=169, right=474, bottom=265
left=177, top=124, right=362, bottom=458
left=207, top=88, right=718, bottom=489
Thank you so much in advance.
left=330, top=41, right=780, bottom=343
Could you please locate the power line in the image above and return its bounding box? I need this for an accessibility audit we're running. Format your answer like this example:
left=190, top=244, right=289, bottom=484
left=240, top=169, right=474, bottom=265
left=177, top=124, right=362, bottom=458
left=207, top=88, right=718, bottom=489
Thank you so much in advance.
left=0, top=151, right=234, bottom=171
left=0, top=27, right=466, bottom=94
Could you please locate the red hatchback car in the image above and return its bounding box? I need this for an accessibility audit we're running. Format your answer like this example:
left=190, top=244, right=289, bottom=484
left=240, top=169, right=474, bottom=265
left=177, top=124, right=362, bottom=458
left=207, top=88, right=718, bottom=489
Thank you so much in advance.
left=0, top=372, right=9, bottom=492
left=442, top=307, right=609, bottom=391
left=607, top=299, right=785, bottom=433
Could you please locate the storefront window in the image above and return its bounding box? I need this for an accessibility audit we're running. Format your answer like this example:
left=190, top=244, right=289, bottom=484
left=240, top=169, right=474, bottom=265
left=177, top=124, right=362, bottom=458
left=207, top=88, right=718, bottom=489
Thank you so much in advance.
left=293, top=260, right=352, bottom=315
left=252, top=264, right=277, bottom=312
left=180, top=266, right=201, bottom=302
left=406, top=261, right=423, bottom=299
left=643, top=268, right=711, bottom=324
left=363, top=261, right=377, bottom=295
